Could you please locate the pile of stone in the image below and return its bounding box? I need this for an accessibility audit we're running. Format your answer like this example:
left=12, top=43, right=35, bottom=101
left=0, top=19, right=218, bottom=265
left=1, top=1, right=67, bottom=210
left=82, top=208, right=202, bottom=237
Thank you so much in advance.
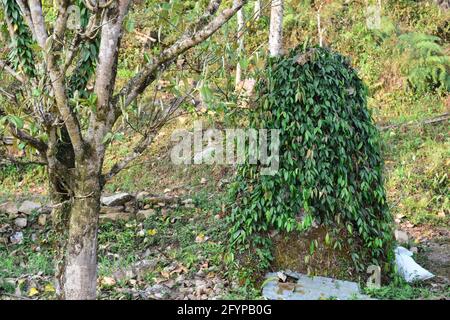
left=0, top=199, right=51, bottom=245
left=99, top=191, right=195, bottom=223
left=0, top=191, right=196, bottom=244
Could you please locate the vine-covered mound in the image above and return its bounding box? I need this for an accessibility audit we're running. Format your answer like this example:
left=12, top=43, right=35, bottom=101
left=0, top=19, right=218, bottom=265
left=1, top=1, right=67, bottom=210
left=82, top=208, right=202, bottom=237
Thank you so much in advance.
left=229, top=46, right=394, bottom=271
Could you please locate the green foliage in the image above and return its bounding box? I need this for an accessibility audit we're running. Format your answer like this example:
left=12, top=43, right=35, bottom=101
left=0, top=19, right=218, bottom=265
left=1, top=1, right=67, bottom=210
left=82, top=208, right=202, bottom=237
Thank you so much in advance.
left=67, top=0, right=99, bottom=98
left=229, top=46, right=394, bottom=271
left=365, top=281, right=449, bottom=300
left=398, top=32, right=450, bottom=93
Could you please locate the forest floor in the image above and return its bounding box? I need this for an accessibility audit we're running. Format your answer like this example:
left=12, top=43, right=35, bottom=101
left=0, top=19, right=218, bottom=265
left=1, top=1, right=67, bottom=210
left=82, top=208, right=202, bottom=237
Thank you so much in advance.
left=0, top=114, right=448, bottom=300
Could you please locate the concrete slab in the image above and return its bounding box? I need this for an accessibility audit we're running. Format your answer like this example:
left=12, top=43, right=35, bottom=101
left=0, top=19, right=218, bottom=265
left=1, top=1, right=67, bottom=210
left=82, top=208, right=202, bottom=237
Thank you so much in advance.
left=262, top=271, right=373, bottom=300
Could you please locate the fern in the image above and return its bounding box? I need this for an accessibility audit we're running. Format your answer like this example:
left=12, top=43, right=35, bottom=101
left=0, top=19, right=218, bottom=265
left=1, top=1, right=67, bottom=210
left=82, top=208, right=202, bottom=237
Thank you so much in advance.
left=398, top=32, right=450, bottom=93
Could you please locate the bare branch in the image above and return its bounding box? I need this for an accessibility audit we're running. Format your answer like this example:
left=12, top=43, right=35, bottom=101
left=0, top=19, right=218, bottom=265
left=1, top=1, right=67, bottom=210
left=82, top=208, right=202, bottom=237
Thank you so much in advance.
left=52, top=0, right=70, bottom=42
left=102, top=92, right=191, bottom=183
left=379, top=113, right=450, bottom=131
left=27, top=0, right=84, bottom=156
left=114, top=0, right=246, bottom=109
left=101, top=132, right=155, bottom=183
left=16, top=0, right=37, bottom=39
left=28, top=0, right=48, bottom=48
left=0, top=60, right=25, bottom=83
left=94, top=0, right=131, bottom=117
left=0, top=153, right=47, bottom=166
left=8, top=124, right=48, bottom=153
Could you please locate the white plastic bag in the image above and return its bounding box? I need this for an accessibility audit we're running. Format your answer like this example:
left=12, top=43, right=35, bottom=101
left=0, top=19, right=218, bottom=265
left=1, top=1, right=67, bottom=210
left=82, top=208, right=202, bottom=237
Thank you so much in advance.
left=394, top=246, right=434, bottom=282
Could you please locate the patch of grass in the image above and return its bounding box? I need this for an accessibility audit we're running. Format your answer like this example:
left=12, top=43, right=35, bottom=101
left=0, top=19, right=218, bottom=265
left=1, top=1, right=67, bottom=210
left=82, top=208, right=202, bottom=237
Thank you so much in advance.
left=365, top=281, right=449, bottom=300
left=382, top=123, right=449, bottom=226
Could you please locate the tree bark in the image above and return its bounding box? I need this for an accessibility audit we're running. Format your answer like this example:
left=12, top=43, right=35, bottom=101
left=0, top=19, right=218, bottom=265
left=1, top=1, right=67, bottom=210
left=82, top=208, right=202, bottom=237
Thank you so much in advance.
left=254, top=0, right=261, bottom=21
left=269, top=0, right=284, bottom=57
left=62, top=167, right=101, bottom=300
left=235, top=1, right=245, bottom=89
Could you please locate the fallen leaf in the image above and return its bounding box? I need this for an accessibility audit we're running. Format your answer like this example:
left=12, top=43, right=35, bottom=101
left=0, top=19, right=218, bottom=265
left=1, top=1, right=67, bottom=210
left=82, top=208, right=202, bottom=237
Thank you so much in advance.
left=170, top=265, right=188, bottom=275
left=101, top=277, right=116, bottom=287
left=44, top=284, right=55, bottom=293
left=195, top=233, right=209, bottom=243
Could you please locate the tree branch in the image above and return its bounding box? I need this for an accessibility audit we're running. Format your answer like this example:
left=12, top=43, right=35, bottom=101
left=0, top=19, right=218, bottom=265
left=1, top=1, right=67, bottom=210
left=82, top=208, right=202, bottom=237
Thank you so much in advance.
left=28, top=0, right=48, bottom=48
left=8, top=124, right=48, bottom=153
left=0, top=60, right=25, bottom=83
left=101, top=92, right=191, bottom=183
left=16, top=0, right=37, bottom=40
left=28, top=0, right=84, bottom=156
left=114, top=0, right=246, bottom=109
left=0, top=153, right=47, bottom=166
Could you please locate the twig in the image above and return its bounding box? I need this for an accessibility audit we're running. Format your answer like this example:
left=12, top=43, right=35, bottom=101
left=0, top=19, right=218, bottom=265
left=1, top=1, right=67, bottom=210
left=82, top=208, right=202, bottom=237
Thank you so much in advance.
left=378, top=113, right=450, bottom=131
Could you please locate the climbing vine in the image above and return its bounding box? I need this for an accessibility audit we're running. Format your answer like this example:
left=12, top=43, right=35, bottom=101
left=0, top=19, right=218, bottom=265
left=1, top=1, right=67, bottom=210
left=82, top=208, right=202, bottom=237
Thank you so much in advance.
left=228, top=46, right=394, bottom=272
left=2, top=0, right=35, bottom=78
left=68, top=0, right=99, bottom=97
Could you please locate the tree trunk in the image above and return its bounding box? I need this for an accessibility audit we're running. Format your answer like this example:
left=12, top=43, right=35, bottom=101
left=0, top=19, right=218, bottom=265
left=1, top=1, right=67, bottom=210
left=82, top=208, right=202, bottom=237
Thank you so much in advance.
left=235, top=2, right=245, bottom=89
left=62, top=164, right=102, bottom=300
left=50, top=162, right=102, bottom=300
left=63, top=189, right=100, bottom=300
left=269, top=0, right=284, bottom=57
left=254, top=0, right=261, bottom=21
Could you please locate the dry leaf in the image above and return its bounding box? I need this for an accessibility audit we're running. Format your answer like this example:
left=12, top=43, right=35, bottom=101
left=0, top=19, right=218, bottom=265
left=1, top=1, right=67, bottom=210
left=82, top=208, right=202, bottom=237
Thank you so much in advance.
left=28, top=287, right=39, bottom=297
left=44, top=284, right=55, bottom=293
left=101, top=277, right=116, bottom=286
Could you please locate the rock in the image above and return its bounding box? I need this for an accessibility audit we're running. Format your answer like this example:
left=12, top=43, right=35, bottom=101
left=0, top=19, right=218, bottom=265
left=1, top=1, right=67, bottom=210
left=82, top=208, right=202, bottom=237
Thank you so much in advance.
left=200, top=177, right=207, bottom=184
left=0, top=201, right=19, bottom=218
left=101, top=193, right=134, bottom=207
left=99, top=211, right=132, bottom=223
left=136, top=209, right=156, bottom=221
left=145, top=284, right=171, bottom=299
left=395, top=230, right=409, bottom=244
left=100, top=206, right=124, bottom=214
left=136, top=191, right=150, bottom=202
left=9, top=231, right=23, bottom=244
left=181, top=198, right=193, bottom=205
left=38, top=214, right=47, bottom=226
left=38, top=206, right=52, bottom=215
left=262, top=271, right=372, bottom=300
left=14, top=217, right=27, bottom=228
left=18, top=201, right=41, bottom=215
left=124, top=201, right=137, bottom=213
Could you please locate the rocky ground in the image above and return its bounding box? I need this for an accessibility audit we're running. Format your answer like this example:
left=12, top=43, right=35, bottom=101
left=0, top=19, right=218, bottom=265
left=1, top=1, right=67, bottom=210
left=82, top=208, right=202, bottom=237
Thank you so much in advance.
left=0, top=185, right=448, bottom=300
left=0, top=183, right=255, bottom=300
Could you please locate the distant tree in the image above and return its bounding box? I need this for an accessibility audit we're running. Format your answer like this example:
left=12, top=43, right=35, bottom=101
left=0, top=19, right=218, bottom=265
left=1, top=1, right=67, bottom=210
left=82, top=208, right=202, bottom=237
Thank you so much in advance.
left=269, top=0, right=283, bottom=56
left=254, top=0, right=261, bottom=20
left=235, top=0, right=245, bottom=88
left=0, top=0, right=246, bottom=300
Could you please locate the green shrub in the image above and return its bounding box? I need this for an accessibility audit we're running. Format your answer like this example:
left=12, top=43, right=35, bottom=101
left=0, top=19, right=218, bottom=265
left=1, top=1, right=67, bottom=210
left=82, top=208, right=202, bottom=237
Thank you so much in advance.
left=229, top=46, right=394, bottom=271
left=398, top=32, right=450, bottom=93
